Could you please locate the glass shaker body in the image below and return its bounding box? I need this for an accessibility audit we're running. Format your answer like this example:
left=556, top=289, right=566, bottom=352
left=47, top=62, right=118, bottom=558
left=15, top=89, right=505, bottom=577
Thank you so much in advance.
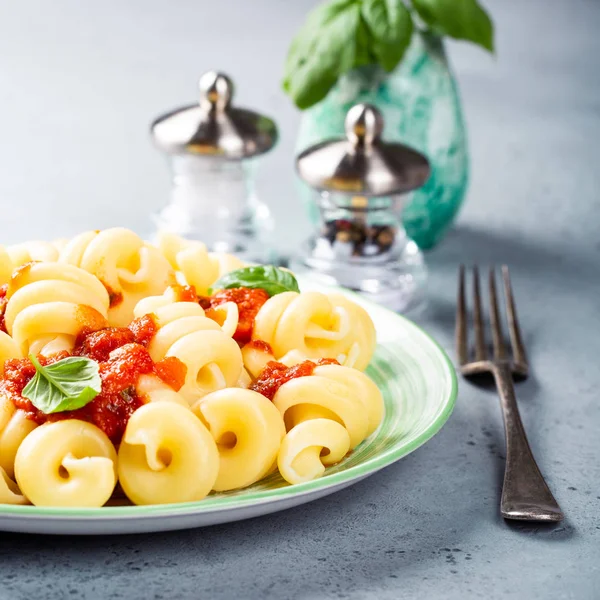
left=291, top=191, right=426, bottom=312
left=154, top=154, right=275, bottom=263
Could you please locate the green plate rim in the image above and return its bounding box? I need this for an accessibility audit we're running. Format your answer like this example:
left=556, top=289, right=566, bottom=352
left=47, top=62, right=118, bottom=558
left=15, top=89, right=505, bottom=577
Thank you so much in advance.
left=0, top=285, right=458, bottom=520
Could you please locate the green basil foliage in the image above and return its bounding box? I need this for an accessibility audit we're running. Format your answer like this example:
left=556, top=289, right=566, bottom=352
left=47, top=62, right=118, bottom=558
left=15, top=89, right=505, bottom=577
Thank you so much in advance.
left=411, top=0, right=493, bottom=52
left=209, top=266, right=301, bottom=297
left=22, top=354, right=102, bottom=414
left=283, top=0, right=494, bottom=109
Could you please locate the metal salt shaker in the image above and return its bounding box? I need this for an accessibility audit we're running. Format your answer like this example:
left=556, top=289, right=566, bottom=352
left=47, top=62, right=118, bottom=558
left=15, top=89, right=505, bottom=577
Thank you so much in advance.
left=292, top=104, right=431, bottom=312
left=150, top=71, right=278, bottom=263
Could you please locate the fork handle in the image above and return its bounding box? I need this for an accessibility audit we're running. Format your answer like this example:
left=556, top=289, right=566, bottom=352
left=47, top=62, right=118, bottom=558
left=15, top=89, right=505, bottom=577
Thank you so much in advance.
left=493, top=364, right=563, bottom=522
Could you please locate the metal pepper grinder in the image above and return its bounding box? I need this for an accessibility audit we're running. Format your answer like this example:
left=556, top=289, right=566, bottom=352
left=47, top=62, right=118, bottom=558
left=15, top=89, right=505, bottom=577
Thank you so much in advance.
left=150, top=71, right=278, bottom=263
left=292, top=103, right=431, bottom=312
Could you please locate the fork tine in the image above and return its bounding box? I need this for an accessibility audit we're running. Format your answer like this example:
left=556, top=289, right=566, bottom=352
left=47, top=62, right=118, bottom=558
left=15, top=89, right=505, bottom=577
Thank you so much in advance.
left=456, top=265, right=468, bottom=365
left=488, top=267, right=507, bottom=360
left=472, top=266, right=487, bottom=361
left=502, top=265, right=527, bottom=366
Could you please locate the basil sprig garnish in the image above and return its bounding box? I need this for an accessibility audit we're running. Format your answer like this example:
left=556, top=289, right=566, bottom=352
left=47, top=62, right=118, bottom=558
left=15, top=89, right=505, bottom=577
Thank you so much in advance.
left=22, top=354, right=102, bottom=414
left=209, top=266, right=300, bottom=297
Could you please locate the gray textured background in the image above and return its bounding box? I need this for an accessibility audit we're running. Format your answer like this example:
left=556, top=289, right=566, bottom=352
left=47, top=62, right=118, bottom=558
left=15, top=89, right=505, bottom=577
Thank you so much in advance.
left=0, top=0, right=599, bottom=598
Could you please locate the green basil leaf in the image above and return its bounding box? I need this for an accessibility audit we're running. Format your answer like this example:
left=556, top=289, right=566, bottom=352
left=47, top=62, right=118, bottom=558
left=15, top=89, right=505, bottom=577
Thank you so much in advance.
left=22, top=354, right=101, bottom=414
left=283, top=0, right=361, bottom=109
left=354, top=13, right=378, bottom=68
left=210, top=266, right=301, bottom=297
left=361, top=0, right=414, bottom=72
left=411, top=0, right=494, bottom=52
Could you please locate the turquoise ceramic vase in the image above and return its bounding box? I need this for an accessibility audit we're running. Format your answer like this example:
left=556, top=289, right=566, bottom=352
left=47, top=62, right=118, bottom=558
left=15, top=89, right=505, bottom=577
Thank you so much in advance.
left=295, top=32, right=468, bottom=250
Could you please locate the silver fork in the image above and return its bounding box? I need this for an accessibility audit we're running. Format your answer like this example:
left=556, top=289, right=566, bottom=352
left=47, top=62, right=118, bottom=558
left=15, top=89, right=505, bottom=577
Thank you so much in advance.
left=456, top=265, right=563, bottom=522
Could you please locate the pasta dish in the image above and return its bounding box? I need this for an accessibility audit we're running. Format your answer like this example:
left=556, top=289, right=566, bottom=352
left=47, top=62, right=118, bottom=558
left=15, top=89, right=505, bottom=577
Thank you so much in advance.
left=0, top=229, right=383, bottom=507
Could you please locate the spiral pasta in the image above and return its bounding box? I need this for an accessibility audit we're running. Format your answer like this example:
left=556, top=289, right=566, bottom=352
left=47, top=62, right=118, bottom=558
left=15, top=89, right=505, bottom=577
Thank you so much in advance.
left=14, top=420, right=118, bottom=507
left=0, top=246, right=11, bottom=286
left=0, top=468, right=27, bottom=505
left=135, top=300, right=243, bottom=404
left=0, top=228, right=386, bottom=507
left=252, top=291, right=376, bottom=371
left=0, top=397, right=38, bottom=480
left=5, top=239, right=63, bottom=267
left=277, top=418, right=351, bottom=485
left=1, top=240, right=65, bottom=288
left=118, top=402, right=219, bottom=505
left=192, top=388, right=285, bottom=491
left=272, top=364, right=384, bottom=449
left=0, top=332, right=20, bottom=374
left=3, top=262, right=109, bottom=356
left=136, top=373, right=190, bottom=407
left=157, top=232, right=245, bottom=295
left=134, top=285, right=239, bottom=339
left=59, top=228, right=173, bottom=326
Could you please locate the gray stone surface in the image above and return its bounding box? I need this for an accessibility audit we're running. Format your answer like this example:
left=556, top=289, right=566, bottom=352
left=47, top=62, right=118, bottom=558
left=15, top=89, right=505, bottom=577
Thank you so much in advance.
left=0, top=0, right=599, bottom=598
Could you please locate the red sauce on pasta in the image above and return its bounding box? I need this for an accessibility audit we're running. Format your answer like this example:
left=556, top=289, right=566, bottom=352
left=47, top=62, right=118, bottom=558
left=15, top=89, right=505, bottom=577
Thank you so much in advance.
left=0, top=284, right=7, bottom=333
left=244, top=340, right=273, bottom=354
left=200, top=287, right=269, bottom=344
left=250, top=358, right=339, bottom=401
left=128, top=314, right=159, bottom=347
left=74, top=327, right=135, bottom=362
left=154, top=356, right=187, bottom=391
left=1, top=263, right=37, bottom=333
left=1, top=325, right=186, bottom=444
left=102, top=281, right=123, bottom=308
left=7, top=262, right=34, bottom=294
left=172, top=283, right=198, bottom=303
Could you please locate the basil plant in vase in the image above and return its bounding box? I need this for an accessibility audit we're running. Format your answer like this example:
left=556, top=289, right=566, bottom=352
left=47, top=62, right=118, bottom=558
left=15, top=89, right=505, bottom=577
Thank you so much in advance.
left=285, top=0, right=494, bottom=249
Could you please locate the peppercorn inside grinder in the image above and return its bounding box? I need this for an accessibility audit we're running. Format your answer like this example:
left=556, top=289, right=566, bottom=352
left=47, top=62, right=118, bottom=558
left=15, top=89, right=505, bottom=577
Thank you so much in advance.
left=292, top=104, right=431, bottom=312
left=150, top=71, right=278, bottom=263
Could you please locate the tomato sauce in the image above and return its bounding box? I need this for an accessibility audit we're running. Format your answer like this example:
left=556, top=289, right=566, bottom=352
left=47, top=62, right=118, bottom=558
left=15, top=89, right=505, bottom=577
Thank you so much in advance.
left=1, top=323, right=186, bottom=444
left=0, top=284, right=7, bottom=333
left=7, top=262, right=34, bottom=295
left=102, top=281, right=123, bottom=308
left=74, top=327, right=135, bottom=362
left=250, top=358, right=339, bottom=401
left=154, top=356, right=187, bottom=391
left=244, top=340, right=273, bottom=354
left=128, top=314, right=158, bottom=347
left=201, top=287, right=269, bottom=344
left=172, top=283, right=198, bottom=303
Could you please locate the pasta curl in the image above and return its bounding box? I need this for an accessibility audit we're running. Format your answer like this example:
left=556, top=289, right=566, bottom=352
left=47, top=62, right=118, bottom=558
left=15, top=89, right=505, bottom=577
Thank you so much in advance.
left=273, top=364, right=384, bottom=449
left=0, top=332, right=20, bottom=374
left=5, top=240, right=62, bottom=266
left=192, top=388, right=285, bottom=491
left=118, top=402, right=219, bottom=505
left=135, top=300, right=243, bottom=404
left=59, top=228, right=173, bottom=326
left=0, top=246, right=11, bottom=285
left=0, top=468, right=27, bottom=505
left=277, top=418, right=350, bottom=485
left=4, top=262, right=109, bottom=356
left=138, top=285, right=239, bottom=339
left=14, top=420, right=118, bottom=507
left=136, top=373, right=190, bottom=407
left=252, top=291, right=376, bottom=371
left=0, top=397, right=37, bottom=480
left=157, top=232, right=244, bottom=295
